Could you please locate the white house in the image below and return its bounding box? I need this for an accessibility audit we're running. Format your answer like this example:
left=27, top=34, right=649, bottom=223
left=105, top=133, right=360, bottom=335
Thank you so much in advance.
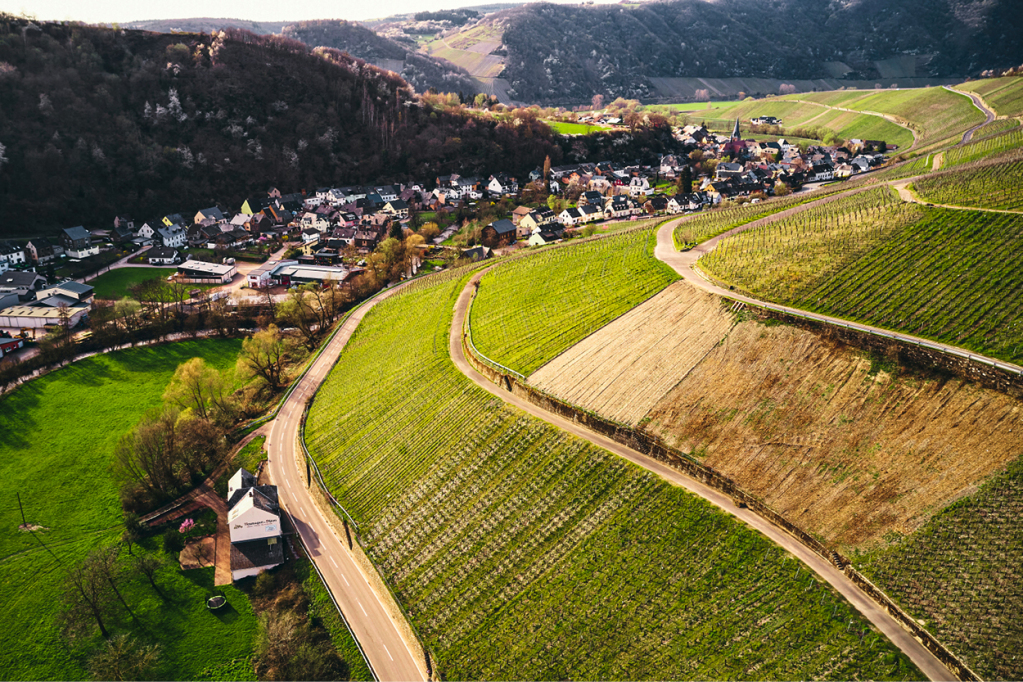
left=157, top=224, right=188, bottom=249
left=0, top=241, right=27, bottom=267
left=300, top=212, right=331, bottom=233
left=628, top=177, right=652, bottom=197
left=558, top=208, right=583, bottom=226
left=227, top=468, right=284, bottom=581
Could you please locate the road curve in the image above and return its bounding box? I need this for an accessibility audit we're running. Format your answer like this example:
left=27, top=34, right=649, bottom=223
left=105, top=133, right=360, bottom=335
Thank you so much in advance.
left=267, top=283, right=427, bottom=682
left=943, top=86, right=995, bottom=144
left=448, top=271, right=955, bottom=681
left=655, top=214, right=1023, bottom=376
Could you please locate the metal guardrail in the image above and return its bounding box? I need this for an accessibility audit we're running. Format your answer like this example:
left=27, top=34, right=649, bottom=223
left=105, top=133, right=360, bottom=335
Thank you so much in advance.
left=298, top=401, right=360, bottom=530
left=281, top=507, right=377, bottom=681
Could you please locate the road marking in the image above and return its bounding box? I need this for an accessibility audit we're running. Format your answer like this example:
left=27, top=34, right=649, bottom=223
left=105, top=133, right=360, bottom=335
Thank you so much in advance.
left=383, top=644, right=394, bottom=661
left=330, top=556, right=337, bottom=567
left=358, top=600, right=367, bottom=616
left=287, top=479, right=292, bottom=489
left=340, top=572, right=349, bottom=586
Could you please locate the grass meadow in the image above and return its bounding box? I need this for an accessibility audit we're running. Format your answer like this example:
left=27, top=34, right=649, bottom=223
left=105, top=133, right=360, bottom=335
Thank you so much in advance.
left=0, top=339, right=251, bottom=679
left=88, top=267, right=178, bottom=299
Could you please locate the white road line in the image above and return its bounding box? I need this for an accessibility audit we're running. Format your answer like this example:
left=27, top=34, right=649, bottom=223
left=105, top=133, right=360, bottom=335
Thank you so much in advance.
left=287, top=479, right=292, bottom=489
left=330, top=556, right=338, bottom=567
left=358, top=600, right=368, bottom=616
left=383, top=644, right=394, bottom=661
left=341, top=572, right=350, bottom=586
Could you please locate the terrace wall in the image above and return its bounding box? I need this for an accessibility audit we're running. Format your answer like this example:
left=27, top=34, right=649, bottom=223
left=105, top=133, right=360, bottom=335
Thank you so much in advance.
left=460, top=286, right=980, bottom=682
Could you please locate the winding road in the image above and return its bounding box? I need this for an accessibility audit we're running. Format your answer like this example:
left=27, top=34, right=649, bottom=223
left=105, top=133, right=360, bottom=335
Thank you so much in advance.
left=450, top=269, right=956, bottom=681
left=267, top=283, right=427, bottom=682
left=944, top=86, right=996, bottom=144
left=259, top=142, right=1019, bottom=681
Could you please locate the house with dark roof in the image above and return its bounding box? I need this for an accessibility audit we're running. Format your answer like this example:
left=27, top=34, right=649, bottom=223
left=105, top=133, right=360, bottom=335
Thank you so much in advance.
left=62, top=226, right=99, bottom=258
left=481, top=219, right=516, bottom=247
left=226, top=468, right=283, bottom=581
left=25, top=238, right=63, bottom=265
left=147, top=247, right=180, bottom=265
left=461, top=245, right=492, bottom=262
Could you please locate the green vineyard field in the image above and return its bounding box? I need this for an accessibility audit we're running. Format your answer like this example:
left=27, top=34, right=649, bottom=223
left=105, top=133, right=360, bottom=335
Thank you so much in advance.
left=470, top=229, right=678, bottom=376
left=703, top=193, right=1023, bottom=365
left=914, top=159, right=1023, bottom=210
left=702, top=187, right=922, bottom=301
left=304, top=270, right=920, bottom=680
left=672, top=186, right=849, bottom=249
left=857, top=457, right=1023, bottom=680
left=942, top=129, right=1023, bottom=167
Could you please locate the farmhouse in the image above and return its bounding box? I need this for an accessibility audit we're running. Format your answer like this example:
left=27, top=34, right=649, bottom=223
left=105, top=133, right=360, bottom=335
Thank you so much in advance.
left=176, top=261, right=237, bottom=284
left=227, top=468, right=283, bottom=581
left=481, top=219, right=516, bottom=247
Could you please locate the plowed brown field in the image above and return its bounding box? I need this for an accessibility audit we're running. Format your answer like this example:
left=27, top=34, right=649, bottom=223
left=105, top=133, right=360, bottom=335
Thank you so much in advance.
left=530, top=281, right=1023, bottom=550
left=530, top=284, right=734, bottom=425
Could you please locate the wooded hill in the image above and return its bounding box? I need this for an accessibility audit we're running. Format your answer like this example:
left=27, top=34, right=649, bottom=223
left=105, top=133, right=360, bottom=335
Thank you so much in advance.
left=281, top=20, right=481, bottom=97
left=496, top=0, right=1023, bottom=103
left=0, top=17, right=553, bottom=235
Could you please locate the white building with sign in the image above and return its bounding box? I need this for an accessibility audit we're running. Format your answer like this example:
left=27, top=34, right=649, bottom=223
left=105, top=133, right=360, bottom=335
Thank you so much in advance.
left=226, top=468, right=283, bottom=580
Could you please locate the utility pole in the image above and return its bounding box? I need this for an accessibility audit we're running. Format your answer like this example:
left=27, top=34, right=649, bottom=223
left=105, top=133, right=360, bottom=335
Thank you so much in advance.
left=17, top=492, right=26, bottom=527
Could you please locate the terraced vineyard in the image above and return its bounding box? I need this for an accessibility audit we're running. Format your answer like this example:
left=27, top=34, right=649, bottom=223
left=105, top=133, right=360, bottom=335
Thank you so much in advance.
left=470, top=229, right=678, bottom=375
left=942, top=128, right=1023, bottom=167
left=672, top=186, right=850, bottom=249
left=968, top=118, right=1021, bottom=140
left=702, top=187, right=923, bottom=301
left=304, top=270, right=920, bottom=680
left=705, top=194, right=1023, bottom=365
left=957, top=76, right=1023, bottom=117
left=914, top=158, right=1023, bottom=210
left=857, top=457, right=1023, bottom=680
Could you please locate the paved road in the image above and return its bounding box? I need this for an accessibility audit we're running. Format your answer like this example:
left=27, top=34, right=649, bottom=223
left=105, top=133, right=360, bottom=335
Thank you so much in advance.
left=943, top=86, right=995, bottom=144
left=267, top=284, right=427, bottom=682
left=448, top=271, right=955, bottom=682
left=656, top=205, right=1023, bottom=377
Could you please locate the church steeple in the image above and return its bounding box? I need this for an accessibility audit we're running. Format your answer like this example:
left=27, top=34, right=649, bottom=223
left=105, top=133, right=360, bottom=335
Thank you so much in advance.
left=731, top=117, right=741, bottom=140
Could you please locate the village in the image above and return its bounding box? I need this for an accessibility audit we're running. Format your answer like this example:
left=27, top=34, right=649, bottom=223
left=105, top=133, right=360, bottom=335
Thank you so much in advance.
left=0, top=117, right=892, bottom=348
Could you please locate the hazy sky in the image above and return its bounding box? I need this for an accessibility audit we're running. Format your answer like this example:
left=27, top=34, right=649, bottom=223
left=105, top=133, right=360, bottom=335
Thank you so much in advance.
left=2, top=0, right=539, bottom=24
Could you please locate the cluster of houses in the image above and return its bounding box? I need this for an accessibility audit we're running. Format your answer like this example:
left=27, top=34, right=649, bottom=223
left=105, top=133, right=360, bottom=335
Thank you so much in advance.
left=0, top=273, right=94, bottom=332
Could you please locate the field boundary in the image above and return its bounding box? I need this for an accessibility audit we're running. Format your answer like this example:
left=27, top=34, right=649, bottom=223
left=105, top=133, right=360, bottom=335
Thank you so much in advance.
left=458, top=266, right=979, bottom=682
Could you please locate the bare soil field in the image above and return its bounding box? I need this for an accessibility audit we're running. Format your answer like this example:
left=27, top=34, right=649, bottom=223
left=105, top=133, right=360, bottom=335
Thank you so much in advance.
left=532, top=281, right=1023, bottom=551
left=530, top=283, right=733, bottom=425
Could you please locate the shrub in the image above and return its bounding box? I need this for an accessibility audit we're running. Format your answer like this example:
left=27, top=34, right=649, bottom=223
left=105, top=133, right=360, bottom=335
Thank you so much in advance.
left=163, top=527, right=185, bottom=554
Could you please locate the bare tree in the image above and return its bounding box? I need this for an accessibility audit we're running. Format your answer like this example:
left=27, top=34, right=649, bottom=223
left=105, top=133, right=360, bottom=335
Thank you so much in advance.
left=93, top=545, right=139, bottom=625
left=89, top=634, right=161, bottom=681
left=134, top=553, right=164, bottom=597
left=61, top=552, right=114, bottom=639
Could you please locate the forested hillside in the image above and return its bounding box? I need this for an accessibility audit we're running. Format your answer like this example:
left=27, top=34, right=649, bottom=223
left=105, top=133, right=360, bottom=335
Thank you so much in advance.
left=282, top=20, right=480, bottom=96
left=498, top=0, right=1023, bottom=103
left=0, top=16, right=560, bottom=234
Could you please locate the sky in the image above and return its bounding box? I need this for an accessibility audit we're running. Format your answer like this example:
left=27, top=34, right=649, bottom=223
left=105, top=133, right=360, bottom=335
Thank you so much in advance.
left=0, top=0, right=574, bottom=24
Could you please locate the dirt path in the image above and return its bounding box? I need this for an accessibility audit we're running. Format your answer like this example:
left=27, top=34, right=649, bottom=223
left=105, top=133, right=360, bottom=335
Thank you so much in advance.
left=894, top=180, right=1022, bottom=215
left=449, top=270, right=954, bottom=682
left=788, top=98, right=919, bottom=150
left=932, top=151, right=944, bottom=170
left=943, top=86, right=995, bottom=145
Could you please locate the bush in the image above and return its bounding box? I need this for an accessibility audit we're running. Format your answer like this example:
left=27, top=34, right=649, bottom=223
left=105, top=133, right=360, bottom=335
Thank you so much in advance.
left=252, top=570, right=276, bottom=599
left=163, top=527, right=185, bottom=554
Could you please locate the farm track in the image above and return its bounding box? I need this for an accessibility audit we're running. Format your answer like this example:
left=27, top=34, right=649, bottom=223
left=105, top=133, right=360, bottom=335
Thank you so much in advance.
left=657, top=184, right=1023, bottom=376
left=449, top=268, right=954, bottom=681
left=787, top=98, right=919, bottom=150
left=893, top=180, right=1023, bottom=215
left=944, top=86, right=996, bottom=144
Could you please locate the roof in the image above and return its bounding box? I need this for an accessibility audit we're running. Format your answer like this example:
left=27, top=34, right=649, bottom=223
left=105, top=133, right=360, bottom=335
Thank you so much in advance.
left=488, top=219, right=516, bottom=235
left=198, top=207, right=226, bottom=221
left=177, top=261, right=235, bottom=276
left=62, top=225, right=91, bottom=241
left=147, top=247, right=178, bottom=259
left=36, top=293, right=79, bottom=308
left=0, top=271, right=45, bottom=289
left=54, top=280, right=92, bottom=295
left=461, top=246, right=492, bottom=261
left=0, top=304, right=88, bottom=319
left=230, top=538, right=284, bottom=572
